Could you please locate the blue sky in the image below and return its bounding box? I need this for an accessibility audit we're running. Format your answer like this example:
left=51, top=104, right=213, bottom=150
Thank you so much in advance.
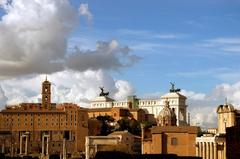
left=1, top=0, right=240, bottom=127
left=1, top=0, right=240, bottom=94
left=66, top=0, right=240, bottom=94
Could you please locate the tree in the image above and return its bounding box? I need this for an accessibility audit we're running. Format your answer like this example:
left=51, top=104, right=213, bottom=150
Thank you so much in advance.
left=96, top=115, right=115, bottom=135
left=117, top=118, right=141, bottom=136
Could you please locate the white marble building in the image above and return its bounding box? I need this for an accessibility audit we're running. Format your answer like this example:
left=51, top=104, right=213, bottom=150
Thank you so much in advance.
left=90, top=90, right=188, bottom=126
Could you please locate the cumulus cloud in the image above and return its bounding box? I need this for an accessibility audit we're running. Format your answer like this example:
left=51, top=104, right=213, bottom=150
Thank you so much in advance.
left=1, top=70, right=135, bottom=107
left=0, top=86, right=8, bottom=110
left=0, top=0, right=77, bottom=77
left=65, top=40, right=141, bottom=71
left=79, top=3, right=93, bottom=25
left=0, top=0, right=139, bottom=78
left=181, top=89, right=206, bottom=100
left=182, top=81, right=240, bottom=129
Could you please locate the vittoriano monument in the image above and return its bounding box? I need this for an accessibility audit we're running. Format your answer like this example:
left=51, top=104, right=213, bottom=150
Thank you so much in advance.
left=169, top=82, right=181, bottom=93
left=99, top=87, right=109, bottom=96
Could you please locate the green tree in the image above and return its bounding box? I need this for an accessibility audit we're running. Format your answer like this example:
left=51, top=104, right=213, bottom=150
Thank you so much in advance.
left=96, top=115, right=115, bottom=135
left=117, top=118, right=141, bottom=136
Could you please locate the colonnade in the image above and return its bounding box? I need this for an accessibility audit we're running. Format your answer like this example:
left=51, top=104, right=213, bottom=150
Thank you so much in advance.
left=20, top=132, right=29, bottom=155
left=196, top=141, right=226, bottom=159
left=41, top=134, right=50, bottom=159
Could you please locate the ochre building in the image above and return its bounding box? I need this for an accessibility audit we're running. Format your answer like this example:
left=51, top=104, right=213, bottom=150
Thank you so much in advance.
left=0, top=79, right=88, bottom=158
left=87, top=107, right=146, bottom=122
left=143, top=126, right=198, bottom=156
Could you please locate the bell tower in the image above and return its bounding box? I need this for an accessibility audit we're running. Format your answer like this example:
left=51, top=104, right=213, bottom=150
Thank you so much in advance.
left=42, top=76, right=51, bottom=109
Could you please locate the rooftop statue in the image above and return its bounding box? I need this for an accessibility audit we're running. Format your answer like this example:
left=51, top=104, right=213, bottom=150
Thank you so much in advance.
left=99, top=87, right=109, bottom=97
left=169, top=82, right=181, bottom=93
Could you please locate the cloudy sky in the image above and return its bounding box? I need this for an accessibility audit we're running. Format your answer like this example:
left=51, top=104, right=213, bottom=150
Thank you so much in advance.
left=0, top=0, right=240, bottom=129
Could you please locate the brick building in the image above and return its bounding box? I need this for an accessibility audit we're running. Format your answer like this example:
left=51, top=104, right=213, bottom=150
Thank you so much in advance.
left=87, top=107, right=146, bottom=122
left=143, top=126, right=198, bottom=156
left=142, top=100, right=198, bottom=157
left=0, top=78, right=88, bottom=158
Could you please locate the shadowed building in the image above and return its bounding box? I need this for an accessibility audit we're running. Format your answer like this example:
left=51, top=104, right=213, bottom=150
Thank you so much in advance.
left=143, top=126, right=198, bottom=156
left=0, top=78, right=88, bottom=158
left=142, top=100, right=198, bottom=157
left=195, top=101, right=240, bottom=159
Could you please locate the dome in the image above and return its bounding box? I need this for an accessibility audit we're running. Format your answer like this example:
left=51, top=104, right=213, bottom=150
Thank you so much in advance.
left=159, top=105, right=175, bottom=119
left=157, top=100, right=176, bottom=126
left=217, top=103, right=235, bottom=113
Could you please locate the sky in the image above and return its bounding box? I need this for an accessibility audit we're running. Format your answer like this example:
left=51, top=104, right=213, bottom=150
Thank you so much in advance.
left=0, top=0, right=240, bottom=129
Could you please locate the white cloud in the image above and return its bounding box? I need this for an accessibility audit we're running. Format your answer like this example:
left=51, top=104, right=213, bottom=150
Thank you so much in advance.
left=182, top=81, right=240, bottom=129
left=0, top=0, right=77, bottom=77
left=118, top=29, right=182, bottom=40
left=0, top=85, right=8, bottom=110
left=65, top=40, right=141, bottom=72
left=1, top=70, right=135, bottom=107
left=181, top=89, right=206, bottom=100
left=207, top=38, right=240, bottom=44
left=0, top=0, right=139, bottom=78
left=197, top=37, right=240, bottom=54
left=79, top=3, right=93, bottom=25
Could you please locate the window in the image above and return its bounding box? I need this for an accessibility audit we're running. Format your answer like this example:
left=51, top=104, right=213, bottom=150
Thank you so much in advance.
left=171, top=138, right=177, bottom=145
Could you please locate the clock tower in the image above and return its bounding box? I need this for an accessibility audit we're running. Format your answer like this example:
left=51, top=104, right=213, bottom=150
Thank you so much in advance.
left=42, top=77, right=51, bottom=109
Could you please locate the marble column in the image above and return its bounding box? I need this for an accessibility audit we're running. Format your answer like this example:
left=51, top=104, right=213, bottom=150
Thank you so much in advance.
left=196, top=143, right=199, bottom=156
left=41, top=135, right=45, bottom=157
left=210, top=142, right=213, bottom=159
left=214, top=143, right=217, bottom=159
left=25, top=136, right=28, bottom=155
left=199, top=142, right=202, bottom=157
left=207, top=142, right=210, bottom=159
left=63, top=138, right=66, bottom=159
left=203, top=142, right=206, bottom=159
left=46, top=136, right=49, bottom=155
left=20, top=136, right=22, bottom=155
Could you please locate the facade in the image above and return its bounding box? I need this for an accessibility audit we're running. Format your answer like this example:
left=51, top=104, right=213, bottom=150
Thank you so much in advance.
left=90, top=87, right=188, bottom=126
left=195, top=102, right=240, bottom=159
left=140, top=92, right=187, bottom=126
left=143, top=126, right=198, bottom=156
left=87, top=107, right=146, bottom=122
left=87, top=107, right=129, bottom=121
left=85, top=131, right=141, bottom=159
left=0, top=79, right=89, bottom=158
left=196, top=134, right=226, bottom=159
left=108, top=131, right=141, bottom=154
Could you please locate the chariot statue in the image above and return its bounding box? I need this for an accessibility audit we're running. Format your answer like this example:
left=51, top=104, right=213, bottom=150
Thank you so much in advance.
left=99, top=87, right=109, bottom=97
left=169, top=82, right=181, bottom=92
